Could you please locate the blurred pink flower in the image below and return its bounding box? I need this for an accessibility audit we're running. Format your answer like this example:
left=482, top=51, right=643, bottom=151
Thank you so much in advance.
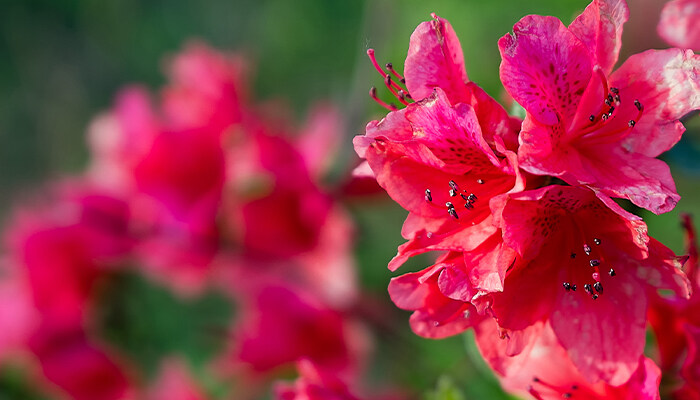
left=274, top=360, right=360, bottom=400
left=658, top=0, right=700, bottom=50
left=499, top=0, right=700, bottom=214
left=146, top=358, right=207, bottom=400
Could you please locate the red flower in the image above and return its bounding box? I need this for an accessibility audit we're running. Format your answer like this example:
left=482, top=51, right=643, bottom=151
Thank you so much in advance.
left=491, top=185, right=689, bottom=385
left=475, top=319, right=662, bottom=400
left=499, top=0, right=700, bottom=214
left=658, top=0, right=700, bottom=51
left=274, top=360, right=360, bottom=400
left=355, top=88, right=522, bottom=274
left=648, top=214, right=700, bottom=397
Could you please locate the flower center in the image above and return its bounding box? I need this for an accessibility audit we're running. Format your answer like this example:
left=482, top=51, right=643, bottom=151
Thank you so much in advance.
left=561, top=230, right=617, bottom=301
left=574, top=69, right=644, bottom=145
left=528, top=377, right=589, bottom=399
left=424, top=178, right=486, bottom=222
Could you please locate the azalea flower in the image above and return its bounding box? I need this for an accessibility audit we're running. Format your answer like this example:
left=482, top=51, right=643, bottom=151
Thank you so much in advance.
left=3, top=184, right=136, bottom=400
left=648, top=214, right=700, bottom=398
left=475, top=319, right=662, bottom=400
left=274, top=360, right=360, bottom=400
left=658, top=0, right=700, bottom=51
left=499, top=0, right=700, bottom=214
left=491, top=185, right=689, bottom=385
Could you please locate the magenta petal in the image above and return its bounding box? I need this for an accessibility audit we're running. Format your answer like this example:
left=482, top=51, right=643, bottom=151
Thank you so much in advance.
left=610, top=48, right=700, bottom=158
left=404, top=15, right=469, bottom=104
left=568, top=0, right=629, bottom=75
left=551, top=275, right=647, bottom=385
left=658, top=0, right=700, bottom=50
left=499, top=15, right=592, bottom=126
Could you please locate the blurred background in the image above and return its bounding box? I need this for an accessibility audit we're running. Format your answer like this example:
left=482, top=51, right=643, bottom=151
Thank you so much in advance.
left=0, top=0, right=698, bottom=399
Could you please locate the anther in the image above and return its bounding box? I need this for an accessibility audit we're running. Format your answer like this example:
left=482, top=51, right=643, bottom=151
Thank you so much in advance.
left=477, top=179, right=484, bottom=184
left=449, top=189, right=457, bottom=197
left=589, top=259, right=600, bottom=267
left=589, top=115, right=595, bottom=122
left=634, top=99, right=643, bottom=111
left=563, top=394, right=572, bottom=399
left=425, top=189, right=432, bottom=202
left=571, top=284, right=577, bottom=291
left=605, top=98, right=611, bottom=106
left=594, top=281, right=603, bottom=293
left=594, top=238, right=601, bottom=245
left=602, top=114, right=609, bottom=121
left=449, top=180, right=459, bottom=191
left=614, top=94, right=621, bottom=103
left=464, top=202, right=474, bottom=210
left=467, top=193, right=477, bottom=202
left=628, top=120, right=636, bottom=127
left=610, top=87, right=619, bottom=94
left=570, top=252, right=576, bottom=259
left=592, top=294, right=599, bottom=300
left=563, top=282, right=572, bottom=291
left=608, top=268, right=616, bottom=277
left=460, top=193, right=469, bottom=201
left=583, top=244, right=591, bottom=255
left=584, top=284, right=593, bottom=294
left=446, top=202, right=458, bottom=219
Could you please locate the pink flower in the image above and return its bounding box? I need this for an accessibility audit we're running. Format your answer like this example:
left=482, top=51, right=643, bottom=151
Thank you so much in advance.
left=475, top=319, right=661, bottom=400
left=355, top=88, right=522, bottom=274
left=499, top=0, right=700, bottom=214
left=28, top=319, right=135, bottom=400
left=6, top=185, right=132, bottom=322
left=146, top=358, right=207, bottom=400
left=274, top=360, right=360, bottom=400
left=402, top=14, right=520, bottom=152
left=658, top=0, right=700, bottom=51
left=223, top=281, right=366, bottom=377
left=490, top=185, right=689, bottom=385
left=161, top=41, right=248, bottom=133
left=648, top=214, right=700, bottom=397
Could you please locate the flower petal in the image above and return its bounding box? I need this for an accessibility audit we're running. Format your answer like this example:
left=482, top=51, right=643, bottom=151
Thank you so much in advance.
left=499, top=15, right=592, bottom=126
left=568, top=0, right=629, bottom=75
left=404, top=14, right=469, bottom=103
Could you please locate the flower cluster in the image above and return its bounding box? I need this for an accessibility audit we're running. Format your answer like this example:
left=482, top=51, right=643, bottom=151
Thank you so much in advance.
left=0, top=42, right=382, bottom=399
left=355, top=0, right=700, bottom=397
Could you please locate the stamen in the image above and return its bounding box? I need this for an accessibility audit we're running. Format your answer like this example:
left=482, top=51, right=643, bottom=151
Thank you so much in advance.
left=634, top=99, right=643, bottom=111
left=589, top=115, right=595, bottom=122
left=369, top=87, right=397, bottom=111
left=477, top=179, right=484, bottom=184
left=589, top=259, right=600, bottom=267
left=628, top=120, right=635, bottom=127
left=563, top=282, right=572, bottom=291
left=385, top=62, right=405, bottom=82
left=446, top=202, right=458, bottom=219
left=449, top=180, right=459, bottom=191
left=367, top=49, right=387, bottom=78
left=385, top=75, right=410, bottom=106
left=449, top=189, right=457, bottom=197
left=609, top=268, right=616, bottom=277
left=594, top=281, right=603, bottom=293
left=425, top=189, right=432, bottom=202
left=594, top=238, right=601, bottom=245
left=583, top=244, right=592, bottom=255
